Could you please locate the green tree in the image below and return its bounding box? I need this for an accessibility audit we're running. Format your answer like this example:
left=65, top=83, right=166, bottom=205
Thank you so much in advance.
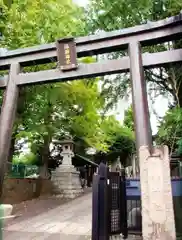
left=94, top=115, right=135, bottom=164
left=123, top=106, right=134, bottom=131
left=86, top=0, right=182, bottom=108
left=156, top=107, right=182, bottom=155
left=1, top=0, right=107, bottom=175
left=2, top=0, right=86, bottom=48
left=13, top=152, right=38, bottom=165
left=13, top=70, right=107, bottom=174
left=87, top=1, right=182, bottom=158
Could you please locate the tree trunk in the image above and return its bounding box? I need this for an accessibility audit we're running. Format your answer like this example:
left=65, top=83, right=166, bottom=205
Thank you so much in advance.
left=39, top=102, right=53, bottom=179
left=39, top=134, right=52, bottom=179
left=7, top=133, right=16, bottom=163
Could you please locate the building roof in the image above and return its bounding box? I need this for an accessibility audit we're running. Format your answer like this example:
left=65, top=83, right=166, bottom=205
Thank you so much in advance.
left=74, top=154, right=98, bottom=167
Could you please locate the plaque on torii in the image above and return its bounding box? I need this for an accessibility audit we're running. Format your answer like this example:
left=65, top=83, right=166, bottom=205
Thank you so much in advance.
left=56, top=37, right=78, bottom=71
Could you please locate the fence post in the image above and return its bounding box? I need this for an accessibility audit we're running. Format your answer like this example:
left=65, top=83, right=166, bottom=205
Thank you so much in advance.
left=98, top=163, right=109, bottom=240
left=92, top=174, right=99, bottom=240
left=92, top=162, right=109, bottom=240
left=120, top=169, right=128, bottom=239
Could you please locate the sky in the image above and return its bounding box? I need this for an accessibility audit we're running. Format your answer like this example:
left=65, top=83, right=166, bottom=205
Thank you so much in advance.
left=73, top=0, right=88, bottom=6
left=107, top=91, right=169, bottom=134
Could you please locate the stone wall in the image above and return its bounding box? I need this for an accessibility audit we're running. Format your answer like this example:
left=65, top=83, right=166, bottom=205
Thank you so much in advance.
left=2, top=178, right=53, bottom=204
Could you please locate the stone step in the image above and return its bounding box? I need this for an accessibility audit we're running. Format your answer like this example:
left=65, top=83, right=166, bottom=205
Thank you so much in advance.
left=0, top=204, right=13, bottom=218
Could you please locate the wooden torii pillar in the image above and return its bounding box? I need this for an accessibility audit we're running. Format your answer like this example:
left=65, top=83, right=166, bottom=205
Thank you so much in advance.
left=0, top=63, right=20, bottom=198
left=129, top=41, right=175, bottom=239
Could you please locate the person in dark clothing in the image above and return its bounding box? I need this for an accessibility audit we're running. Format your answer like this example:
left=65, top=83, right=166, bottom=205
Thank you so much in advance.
left=79, top=166, right=86, bottom=188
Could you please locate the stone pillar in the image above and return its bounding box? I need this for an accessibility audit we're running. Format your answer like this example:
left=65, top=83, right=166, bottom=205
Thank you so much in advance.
left=51, top=140, right=83, bottom=199
left=111, top=157, right=121, bottom=172
left=139, top=146, right=175, bottom=239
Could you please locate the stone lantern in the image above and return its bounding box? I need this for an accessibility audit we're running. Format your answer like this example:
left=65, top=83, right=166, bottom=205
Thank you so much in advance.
left=51, top=138, right=83, bottom=199
left=60, top=139, right=74, bottom=166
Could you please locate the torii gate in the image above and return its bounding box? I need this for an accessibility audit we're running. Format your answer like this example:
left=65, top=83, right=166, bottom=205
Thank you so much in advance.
left=1, top=13, right=182, bottom=239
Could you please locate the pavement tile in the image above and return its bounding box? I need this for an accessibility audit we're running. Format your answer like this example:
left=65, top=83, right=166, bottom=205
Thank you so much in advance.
left=3, top=193, right=92, bottom=240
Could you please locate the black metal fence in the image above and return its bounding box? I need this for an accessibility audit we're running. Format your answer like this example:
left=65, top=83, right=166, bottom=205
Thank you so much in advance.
left=126, top=196, right=182, bottom=238
left=92, top=163, right=128, bottom=240
left=108, top=171, right=128, bottom=238
left=127, top=197, right=142, bottom=235
left=92, top=163, right=182, bottom=239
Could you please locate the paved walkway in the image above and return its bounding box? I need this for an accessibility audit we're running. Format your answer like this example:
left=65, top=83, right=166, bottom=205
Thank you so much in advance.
left=3, top=193, right=92, bottom=240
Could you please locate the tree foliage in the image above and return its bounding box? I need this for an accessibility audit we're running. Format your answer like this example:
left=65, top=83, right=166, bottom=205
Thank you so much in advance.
left=2, top=0, right=86, bottom=48
left=156, top=107, right=182, bottom=155
left=94, top=116, right=135, bottom=164
left=0, top=0, right=136, bottom=171
left=1, top=0, right=105, bottom=169
left=86, top=0, right=182, bottom=155
left=123, top=106, right=134, bottom=131
left=86, top=0, right=182, bottom=108
left=13, top=152, right=38, bottom=165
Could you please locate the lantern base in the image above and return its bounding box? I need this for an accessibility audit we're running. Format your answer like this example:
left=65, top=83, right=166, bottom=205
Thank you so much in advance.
left=51, top=165, right=83, bottom=199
